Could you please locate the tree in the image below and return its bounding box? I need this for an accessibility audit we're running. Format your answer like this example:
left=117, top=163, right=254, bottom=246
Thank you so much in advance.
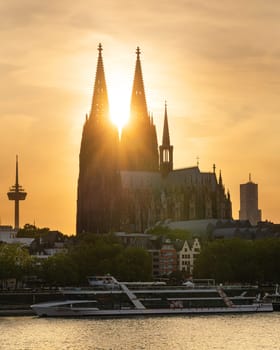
left=115, top=247, right=152, bottom=281
left=41, top=253, right=79, bottom=286
left=194, top=238, right=280, bottom=284
left=0, top=244, right=33, bottom=285
left=17, top=223, right=51, bottom=238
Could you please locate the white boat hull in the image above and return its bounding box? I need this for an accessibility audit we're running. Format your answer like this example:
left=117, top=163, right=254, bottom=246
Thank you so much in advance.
left=31, top=303, right=273, bottom=317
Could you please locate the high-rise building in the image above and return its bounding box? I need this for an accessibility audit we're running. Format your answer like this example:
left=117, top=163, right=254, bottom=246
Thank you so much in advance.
left=76, top=44, right=232, bottom=234
left=239, top=174, right=262, bottom=225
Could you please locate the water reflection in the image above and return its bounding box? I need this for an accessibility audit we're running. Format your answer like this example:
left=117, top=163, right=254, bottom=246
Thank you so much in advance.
left=1, top=314, right=280, bottom=350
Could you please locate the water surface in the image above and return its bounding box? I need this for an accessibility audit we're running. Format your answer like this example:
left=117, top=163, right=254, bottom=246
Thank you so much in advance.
left=1, top=313, right=279, bottom=349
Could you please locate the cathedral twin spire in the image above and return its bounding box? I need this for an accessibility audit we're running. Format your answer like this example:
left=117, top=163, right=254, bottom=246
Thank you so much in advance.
left=87, top=43, right=171, bottom=173
left=120, top=46, right=160, bottom=171
left=90, top=43, right=109, bottom=122
left=90, top=44, right=150, bottom=124
left=130, top=47, right=149, bottom=122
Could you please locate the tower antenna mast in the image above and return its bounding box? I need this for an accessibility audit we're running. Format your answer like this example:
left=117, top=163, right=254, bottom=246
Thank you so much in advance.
left=7, top=156, right=27, bottom=230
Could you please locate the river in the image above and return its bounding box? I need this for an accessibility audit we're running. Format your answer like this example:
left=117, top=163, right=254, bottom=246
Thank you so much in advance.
left=1, top=313, right=279, bottom=349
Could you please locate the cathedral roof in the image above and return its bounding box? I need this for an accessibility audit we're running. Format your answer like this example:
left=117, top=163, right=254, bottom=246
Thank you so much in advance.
left=165, top=219, right=220, bottom=236
left=165, top=167, right=217, bottom=189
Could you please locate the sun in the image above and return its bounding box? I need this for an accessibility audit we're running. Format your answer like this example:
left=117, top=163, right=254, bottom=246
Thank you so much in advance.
left=108, top=74, right=130, bottom=135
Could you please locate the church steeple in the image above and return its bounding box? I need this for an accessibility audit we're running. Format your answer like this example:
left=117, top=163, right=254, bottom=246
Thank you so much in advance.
left=219, top=170, right=223, bottom=186
left=160, top=102, right=173, bottom=176
left=130, top=47, right=149, bottom=122
left=90, top=43, right=109, bottom=122
left=76, top=44, right=120, bottom=235
left=162, top=101, right=170, bottom=146
left=120, top=47, right=159, bottom=171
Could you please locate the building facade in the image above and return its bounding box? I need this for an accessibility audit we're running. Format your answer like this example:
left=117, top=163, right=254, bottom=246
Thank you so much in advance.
left=158, top=242, right=178, bottom=276
left=177, top=238, right=201, bottom=275
left=76, top=44, right=232, bottom=234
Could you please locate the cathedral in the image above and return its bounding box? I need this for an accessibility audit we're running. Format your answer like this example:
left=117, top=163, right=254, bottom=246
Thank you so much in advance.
left=76, top=44, right=232, bottom=234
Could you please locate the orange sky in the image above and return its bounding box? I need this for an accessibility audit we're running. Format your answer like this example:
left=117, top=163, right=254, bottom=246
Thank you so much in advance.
left=0, top=1, right=279, bottom=234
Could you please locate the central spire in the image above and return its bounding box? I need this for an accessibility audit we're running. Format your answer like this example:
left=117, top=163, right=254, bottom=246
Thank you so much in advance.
left=90, top=43, right=109, bottom=121
left=130, top=46, right=149, bottom=122
left=159, top=102, right=173, bottom=176
left=162, top=101, right=170, bottom=146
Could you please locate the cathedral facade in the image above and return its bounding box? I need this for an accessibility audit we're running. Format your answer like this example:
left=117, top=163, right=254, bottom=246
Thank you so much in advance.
left=76, top=44, right=232, bottom=234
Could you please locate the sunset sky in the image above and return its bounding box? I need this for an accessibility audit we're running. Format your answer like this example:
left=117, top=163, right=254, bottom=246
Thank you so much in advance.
left=1, top=0, right=279, bottom=234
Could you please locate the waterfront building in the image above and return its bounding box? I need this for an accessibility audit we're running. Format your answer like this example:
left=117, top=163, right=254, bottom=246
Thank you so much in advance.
left=0, top=225, right=33, bottom=246
left=76, top=44, right=232, bottom=234
left=158, top=241, right=177, bottom=276
left=114, top=231, right=201, bottom=277
left=177, top=238, right=201, bottom=275
left=239, top=174, right=262, bottom=226
left=26, top=230, right=69, bottom=259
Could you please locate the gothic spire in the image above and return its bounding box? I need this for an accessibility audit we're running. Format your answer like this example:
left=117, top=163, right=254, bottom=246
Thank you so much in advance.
left=162, top=101, right=170, bottom=146
left=227, top=189, right=231, bottom=200
left=159, top=102, right=173, bottom=176
left=90, top=43, right=109, bottom=121
left=219, top=170, right=223, bottom=186
left=130, top=47, right=149, bottom=121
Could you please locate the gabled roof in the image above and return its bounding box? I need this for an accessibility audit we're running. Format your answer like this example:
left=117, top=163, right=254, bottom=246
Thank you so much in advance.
left=165, top=167, right=217, bottom=189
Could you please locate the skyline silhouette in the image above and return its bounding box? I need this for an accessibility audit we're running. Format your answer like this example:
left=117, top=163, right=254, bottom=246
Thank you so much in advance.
left=0, top=1, right=279, bottom=233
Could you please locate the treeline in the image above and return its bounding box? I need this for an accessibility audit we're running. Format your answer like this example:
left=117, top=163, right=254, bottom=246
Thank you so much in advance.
left=17, top=224, right=55, bottom=238
left=2, top=232, right=280, bottom=287
left=194, top=238, right=280, bottom=283
left=0, top=234, right=152, bottom=287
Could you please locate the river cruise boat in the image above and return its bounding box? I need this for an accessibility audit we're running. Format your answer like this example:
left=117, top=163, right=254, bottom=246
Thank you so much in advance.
left=264, top=284, right=280, bottom=311
left=31, top=277, right=273, bottom=317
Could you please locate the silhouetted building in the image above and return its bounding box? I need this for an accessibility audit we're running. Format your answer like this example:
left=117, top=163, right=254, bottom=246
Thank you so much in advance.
left=76, top=44, right=120, bottom=234
left=120, top=47, right=159, bottom=171
left=239, top=174, right=262, bottom=226
left=76, top=44, right=232, bottom=234
left=7, top=156, right=27, bottom=230
left=159, top=102, right=173, bottom=176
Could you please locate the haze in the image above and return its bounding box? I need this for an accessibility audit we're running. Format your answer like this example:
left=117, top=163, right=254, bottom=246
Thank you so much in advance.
left=0, top=1, right=279, bottom=234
